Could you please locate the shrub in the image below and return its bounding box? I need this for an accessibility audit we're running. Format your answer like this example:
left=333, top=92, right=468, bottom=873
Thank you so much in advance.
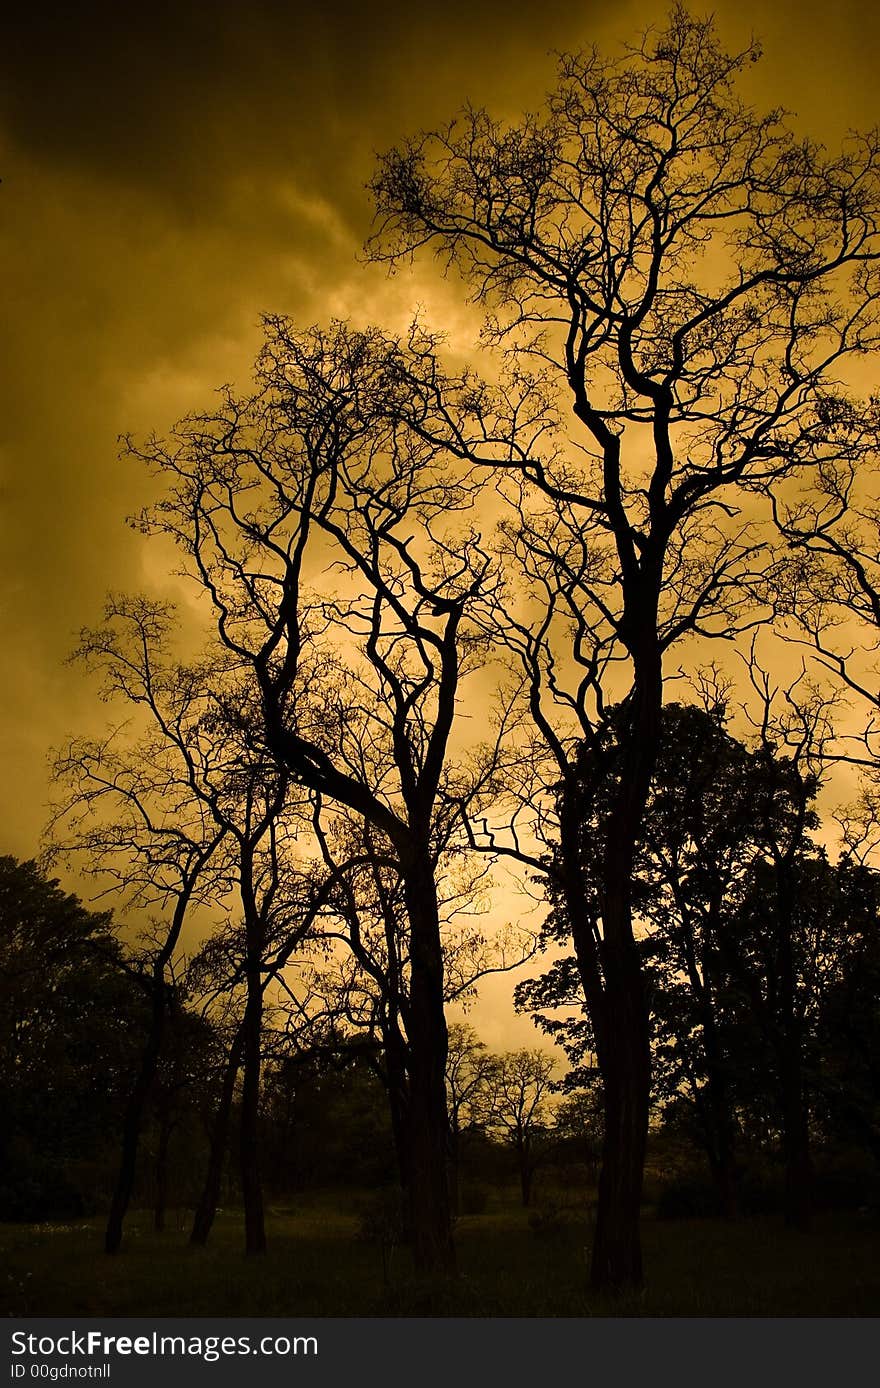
left=0, top=1169, right=86, bottom=1223
left=528, top=1200, right=567, bottom=1236
left=458, top=1184, right=490, bottom=1216
left=656, top=1175, right=723, bottom=1220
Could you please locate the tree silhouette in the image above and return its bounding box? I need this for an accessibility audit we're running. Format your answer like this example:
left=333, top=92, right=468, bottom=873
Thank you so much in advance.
left=368, top=6, right=880, bottom=1288
left=519, top=688, right=851, bottom=1225
left=288, top=812, right=534, bottom=1209
left=45, top=600, right=231, bottom=1252
left=487, top=1048, right=556, bottom=1207
left=0, top=858, right=145, bottom=1222
left=186, top=838, right=400, bottom=1248
left=445, top=1022, right=498, bottom=1214
left=132, top=320, right=494, bottom=1275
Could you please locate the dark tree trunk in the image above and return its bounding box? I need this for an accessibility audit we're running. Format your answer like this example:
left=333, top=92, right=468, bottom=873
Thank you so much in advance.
left=154, top=1106, right=172, bottom=1233
left=778, top=1020, right=812, bottom=1229
left=105, top=967, right=166, bottom=1255
left=447, top=1119, right=460, bottom=1218
left=591, top=935, right=650, bottom=1291
left=402, top=853, right=455, bottom=1276
left=384, top=1026, right=412, bottom=1205
left=589, top=636, right=660, bottom=1293
left=518, top=1141, right=533, bottom=1208
left=191, top=1025, right=245, bottom=1247
left=701, top=1010, right=739, bottom=1218
left=240, top=962, right=266, bottom=1255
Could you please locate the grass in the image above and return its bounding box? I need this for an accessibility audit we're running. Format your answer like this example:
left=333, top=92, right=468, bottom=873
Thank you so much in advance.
left=2, top=1191, right=879, bottom=1317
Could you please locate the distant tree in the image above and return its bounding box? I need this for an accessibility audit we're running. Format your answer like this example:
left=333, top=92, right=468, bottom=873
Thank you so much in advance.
left=45, top=619, right=229, bottom=1255
left=554, top=1089, right=604, bottom=1185
left=369, top=6, right=880, bottom=1288
left=445, top=1022, right=498, bottom=1213
left=488, top=1048, right=557, bottom=1207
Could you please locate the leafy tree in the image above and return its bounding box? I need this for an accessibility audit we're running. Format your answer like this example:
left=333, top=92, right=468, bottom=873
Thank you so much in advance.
left=812, top=859, right=880, bottom=1166
left=635, top=693, right=824, bottom=1221
left=0, top=858, right=145, bottom=1220
left=554, top=1089, right=604, bottom=1186
left=261, top=1037, right=396, bottom=1192
left=520, top=693, right=856, bottom=1225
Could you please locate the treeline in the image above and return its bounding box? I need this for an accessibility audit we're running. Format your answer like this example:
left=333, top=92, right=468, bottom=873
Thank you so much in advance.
left=3, top=773, right=878, bottom=1248
left=0, top=859, right=577, bottom=1226
left=12, top=10, right=880, bottom=1294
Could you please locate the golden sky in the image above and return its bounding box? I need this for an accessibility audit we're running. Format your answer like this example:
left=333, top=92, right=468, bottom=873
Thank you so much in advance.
left=1, top=0, right=878, bottom=1003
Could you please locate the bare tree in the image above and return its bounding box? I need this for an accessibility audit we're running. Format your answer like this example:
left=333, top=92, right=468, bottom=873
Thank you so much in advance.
left=288, top=810, right=535, bottom=1211
left=132, top=320, right=494, bottom=1274
left=186, top=837, right=384, bottom=1248
left=367, top=6, right=880, bottom=1288
left=445, top=1022, right=498, bottom=1213
left=488, top=1048, right=557, bottom=1207
left=47, top=597, right=320, bottom=1254
left=769, top=411, right=880, bottom=781
left=45, top=600, right=230, bottom=1253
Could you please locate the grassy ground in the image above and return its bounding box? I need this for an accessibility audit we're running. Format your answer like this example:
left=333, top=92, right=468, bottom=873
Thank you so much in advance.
left=2, top=1193, right=878, bottom=1317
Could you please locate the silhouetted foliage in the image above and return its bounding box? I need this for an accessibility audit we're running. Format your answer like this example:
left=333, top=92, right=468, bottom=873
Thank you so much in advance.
left=519, top=698, right=880, bottom=1223
left=0, top=858, right=145, bottom=1220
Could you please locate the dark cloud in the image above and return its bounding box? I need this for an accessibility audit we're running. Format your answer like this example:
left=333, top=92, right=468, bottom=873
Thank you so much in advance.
left=1, top=1, right=614, bottom=213
left=1, top=0, right=878, bottom=862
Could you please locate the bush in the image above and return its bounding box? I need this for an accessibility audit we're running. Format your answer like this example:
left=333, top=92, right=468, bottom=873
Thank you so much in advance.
left=656, top=1175, right=723, bottom=1220
left=356, top=1187, right=407, bottom=1284
left=356, top=1188, right=406, bottom=1244
left=458, top=1184, right=490, bottom=1216
left=0, top=1169, right=87, bottom=1223
left=812, top=1166, right=879, bottom=1212
left=735, top=1169, right=784, bottom=1215
left=528, top=1200, right=567, bottom=1236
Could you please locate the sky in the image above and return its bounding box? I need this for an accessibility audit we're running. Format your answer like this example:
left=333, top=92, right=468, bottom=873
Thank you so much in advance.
left=2, top=0, right=878, bottom=1044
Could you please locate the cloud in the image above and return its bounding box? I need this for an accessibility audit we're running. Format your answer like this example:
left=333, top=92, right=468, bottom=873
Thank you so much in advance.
left=0, top=0, right=876, bottom=882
